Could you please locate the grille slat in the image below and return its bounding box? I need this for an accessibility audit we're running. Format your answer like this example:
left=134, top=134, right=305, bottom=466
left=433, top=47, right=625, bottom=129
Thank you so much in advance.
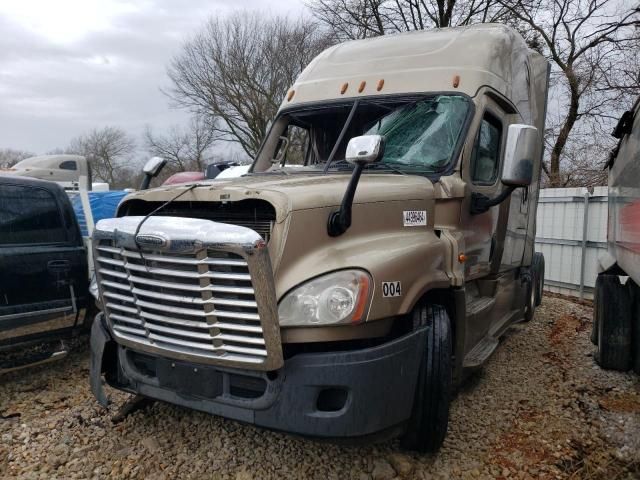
left=114, top=324, right=147, bottom=337
left=126, top=274, right=255, bottom=295
left=131, top=286, right=258, bottom=309
left=97, top=256, right=252, bottom=281
left=97, top=246, right=248, bottom=267
left=98, top=242, right=269, bottom=365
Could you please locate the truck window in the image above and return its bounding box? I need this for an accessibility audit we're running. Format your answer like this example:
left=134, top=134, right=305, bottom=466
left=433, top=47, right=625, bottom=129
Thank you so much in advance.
left=365, top=96, right=468, bottom=170
left=0, top=185, right=66, bottom=245
left=273, top=125, right=309, bottom=165
left=59, top=160, right=77, bottom=170
left=262, top=94, right=470, bottom=174
left=471, top=114, right=502, bottom=185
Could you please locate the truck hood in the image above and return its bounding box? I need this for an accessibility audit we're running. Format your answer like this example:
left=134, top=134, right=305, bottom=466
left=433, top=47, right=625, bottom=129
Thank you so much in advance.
left=123, top=173, right=436, bottom=223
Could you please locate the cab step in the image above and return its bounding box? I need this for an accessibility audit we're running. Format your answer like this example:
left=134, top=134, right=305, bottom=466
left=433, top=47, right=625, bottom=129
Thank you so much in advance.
left=0, top=341, right=68, bottom=375
left=463, top=336, right=499, bottom=368
left=466, top=296, right=496, bottom=316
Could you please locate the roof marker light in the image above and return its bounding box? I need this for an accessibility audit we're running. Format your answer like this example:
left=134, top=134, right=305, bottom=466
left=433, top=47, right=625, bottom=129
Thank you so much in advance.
left=453, top=75, right=460, bottom=88
left=376, top=79, right=384, bottom=91
left=287, top=90, right=295, bottom=101
left=358, top=81, right=366, bottom=93
left=340, top=83, right=349, bottom=94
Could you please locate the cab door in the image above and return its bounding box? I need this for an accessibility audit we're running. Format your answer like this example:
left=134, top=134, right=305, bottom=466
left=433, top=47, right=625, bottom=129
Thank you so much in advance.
left=0, top=181, right=86, bottom=345
left=460, top=97, right=506, bottom=279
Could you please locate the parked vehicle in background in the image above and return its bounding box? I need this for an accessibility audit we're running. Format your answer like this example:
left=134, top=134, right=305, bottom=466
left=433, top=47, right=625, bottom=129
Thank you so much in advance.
left=593, top=96, right=640, bottom=374
left=4, top=155, right=91, bottom=191
left=0, top=176, right=90, bottom=372
left=161, top=162, right=248, bottom=186
left=89, top=24, right=549, bottom=452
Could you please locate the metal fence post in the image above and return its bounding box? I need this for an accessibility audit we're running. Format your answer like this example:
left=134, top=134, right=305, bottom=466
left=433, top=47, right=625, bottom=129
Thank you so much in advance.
left=579, top=192, right=590, bottom=299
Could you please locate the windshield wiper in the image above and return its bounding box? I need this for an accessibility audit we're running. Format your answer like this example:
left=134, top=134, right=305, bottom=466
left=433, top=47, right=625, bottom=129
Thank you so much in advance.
left=323, top=99, right=360, bottom=173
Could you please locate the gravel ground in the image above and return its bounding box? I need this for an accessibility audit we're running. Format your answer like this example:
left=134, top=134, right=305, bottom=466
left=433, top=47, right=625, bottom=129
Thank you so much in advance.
left=1, top=296, right=639, bottom=480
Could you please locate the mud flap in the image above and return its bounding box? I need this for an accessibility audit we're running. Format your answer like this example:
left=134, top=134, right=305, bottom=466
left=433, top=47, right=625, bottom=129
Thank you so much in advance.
left=90, top=313, right=110, bottom=407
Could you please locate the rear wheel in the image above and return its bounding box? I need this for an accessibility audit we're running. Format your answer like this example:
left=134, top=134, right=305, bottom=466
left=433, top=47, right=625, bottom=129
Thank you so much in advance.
left=523, top=274, right=536, bottom=322
left=632, top=281, right=640, bottom=375
left=400, top=304, right=452, bottom=453
left=533, top=253, right=545, bottom=306
left=594, top=274, right=633, bottom=371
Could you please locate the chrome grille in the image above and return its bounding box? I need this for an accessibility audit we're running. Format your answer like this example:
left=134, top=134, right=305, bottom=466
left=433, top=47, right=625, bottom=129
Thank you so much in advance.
left=96, top=242, right=270, bottom=366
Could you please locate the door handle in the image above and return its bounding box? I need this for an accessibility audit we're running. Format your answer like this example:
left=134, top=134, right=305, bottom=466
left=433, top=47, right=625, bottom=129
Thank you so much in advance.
left=47, top=260, right=71, bottom=273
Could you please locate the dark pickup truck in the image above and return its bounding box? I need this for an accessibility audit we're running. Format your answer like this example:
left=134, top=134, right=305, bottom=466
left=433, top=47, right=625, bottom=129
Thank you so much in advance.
left=0, top=175, right=90, bottom=369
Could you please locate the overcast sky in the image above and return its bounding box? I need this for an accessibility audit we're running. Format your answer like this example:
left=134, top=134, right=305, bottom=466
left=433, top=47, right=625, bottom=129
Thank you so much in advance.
left=0, top=0, right=307, bottom=156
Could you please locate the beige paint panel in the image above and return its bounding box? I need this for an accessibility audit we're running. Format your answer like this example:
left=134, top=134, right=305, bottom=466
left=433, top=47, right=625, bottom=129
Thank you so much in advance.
left=283, top=24, right=541, bottom=113
left=122, top=173, right=435, bottom=222
left=275, top=200, right=450, bottom=323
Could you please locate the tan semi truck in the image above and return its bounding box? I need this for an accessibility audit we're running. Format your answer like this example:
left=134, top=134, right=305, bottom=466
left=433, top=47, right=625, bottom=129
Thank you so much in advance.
left=89, top=24, right=550, bottom=451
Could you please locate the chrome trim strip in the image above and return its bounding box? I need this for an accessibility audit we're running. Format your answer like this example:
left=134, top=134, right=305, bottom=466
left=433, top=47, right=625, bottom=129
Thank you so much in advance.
left=0, top=306, right=73, bottom=322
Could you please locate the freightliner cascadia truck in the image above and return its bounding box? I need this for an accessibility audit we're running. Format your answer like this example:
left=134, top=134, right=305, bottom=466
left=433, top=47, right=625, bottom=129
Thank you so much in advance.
left=89, top=24, right=549, bottom=451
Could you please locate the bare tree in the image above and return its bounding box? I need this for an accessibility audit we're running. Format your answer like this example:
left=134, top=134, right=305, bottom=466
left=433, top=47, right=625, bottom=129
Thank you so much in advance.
left=0, top=148, right=34, bottom=168
left=166, top=13, right=332, bottom=157
left=145, top=115, right=219, bottom=172
left=497, top=0, right=639, bottom=186
left=68, top=126, right=136, bottom=187
left=307, top=0, right=513, bottom=40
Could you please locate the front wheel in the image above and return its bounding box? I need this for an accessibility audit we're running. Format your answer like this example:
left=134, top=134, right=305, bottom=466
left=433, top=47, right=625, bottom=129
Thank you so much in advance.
left=400, top=304, right=452, bottom=453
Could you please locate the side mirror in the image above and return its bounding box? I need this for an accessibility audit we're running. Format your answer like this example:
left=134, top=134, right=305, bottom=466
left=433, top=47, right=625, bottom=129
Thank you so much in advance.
left=470, top=125, right=538, bottom=215
left=327, top=135, right=385, bottom=237
left=143, top=156, right=167, bottom=176
left=140, top=156, right=167, bottom=190
left=345, top=135, right=385, bottom=165
left=502, top=125, right=537, bottom=187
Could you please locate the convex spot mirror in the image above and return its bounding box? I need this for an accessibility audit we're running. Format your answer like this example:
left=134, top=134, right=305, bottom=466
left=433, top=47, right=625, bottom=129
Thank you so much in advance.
left=346, top=135, right=385, bottom=165
left=502, top=124, right=537, bottom=187
left=143, top=156, right=167, bottom=176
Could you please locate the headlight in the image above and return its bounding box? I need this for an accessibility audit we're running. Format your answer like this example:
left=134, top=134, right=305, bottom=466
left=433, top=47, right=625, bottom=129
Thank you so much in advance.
left=278, top=270, right=372, bottom=326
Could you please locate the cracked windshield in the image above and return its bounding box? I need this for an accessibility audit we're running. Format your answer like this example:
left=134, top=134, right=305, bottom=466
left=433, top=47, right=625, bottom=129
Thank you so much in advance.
left=268, top=95, right=469, bottom=173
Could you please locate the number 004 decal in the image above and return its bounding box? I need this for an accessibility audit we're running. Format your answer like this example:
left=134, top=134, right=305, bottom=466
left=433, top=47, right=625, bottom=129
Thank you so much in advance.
left=382, top=281, right=402, bottom=298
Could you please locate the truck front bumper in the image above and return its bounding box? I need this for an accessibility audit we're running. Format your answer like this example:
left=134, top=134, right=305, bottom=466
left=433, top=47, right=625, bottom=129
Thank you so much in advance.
left=90, top=313, right=425, bottom=438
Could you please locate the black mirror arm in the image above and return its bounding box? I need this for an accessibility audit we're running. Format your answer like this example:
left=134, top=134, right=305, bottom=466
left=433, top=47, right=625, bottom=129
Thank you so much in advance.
left=470, top=185, right=516, bottom=215
left=140, top=175, right=152, bottom=190
left=327, top=162, right=365, bottom=237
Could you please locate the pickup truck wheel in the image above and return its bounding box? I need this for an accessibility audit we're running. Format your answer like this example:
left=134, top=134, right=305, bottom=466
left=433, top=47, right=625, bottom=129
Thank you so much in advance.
left=594, top=274, right=633, bottom=371
left=400, top=304, right=452, bottom=453
left=532, top=253, right=544, bottom=306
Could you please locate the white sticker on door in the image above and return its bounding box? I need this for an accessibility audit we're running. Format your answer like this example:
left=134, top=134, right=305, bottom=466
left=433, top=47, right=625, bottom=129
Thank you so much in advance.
left=403, top=210, right=427, bottom=227
left=382, top=281, right=402, bottom=298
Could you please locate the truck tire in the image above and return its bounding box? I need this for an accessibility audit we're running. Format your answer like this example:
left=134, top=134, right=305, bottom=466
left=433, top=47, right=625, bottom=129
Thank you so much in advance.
left=400, top=304, right=452, bottom=453
left=632, top=281, right=640, bottom=375
left=594, top=274, right=633, bottom=371
left=523, top=274, right=536, bottom=322
left=591, top=278, right=601, bottom=346
left=532, top=253, right=545, bottom=306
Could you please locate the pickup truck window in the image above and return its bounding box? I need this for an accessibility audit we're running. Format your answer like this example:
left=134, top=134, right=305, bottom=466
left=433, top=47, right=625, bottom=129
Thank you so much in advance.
left=266, top=94, right=470, bottom=175
left=0, top=185, right=66, bottom=245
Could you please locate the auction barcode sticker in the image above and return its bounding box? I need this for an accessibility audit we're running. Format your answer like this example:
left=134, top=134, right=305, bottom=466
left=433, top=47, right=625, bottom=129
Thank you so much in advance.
left=403, top=210, right=427, bottom=227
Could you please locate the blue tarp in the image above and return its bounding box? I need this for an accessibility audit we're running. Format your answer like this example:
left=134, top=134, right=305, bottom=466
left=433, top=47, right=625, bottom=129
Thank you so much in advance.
left=69, top=191, right=128, bottom=237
